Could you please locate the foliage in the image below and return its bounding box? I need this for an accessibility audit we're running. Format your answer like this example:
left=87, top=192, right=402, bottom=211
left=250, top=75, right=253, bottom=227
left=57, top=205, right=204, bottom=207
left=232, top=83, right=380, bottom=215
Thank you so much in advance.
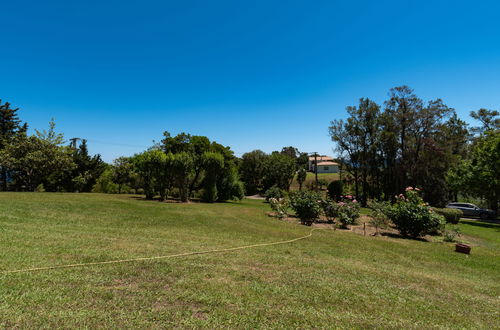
left=447, top=130, right=499, bottom=211
left=317, top=178, right=328, bottom=190
left=0, top=100, right=27, bottom=191
left=262, top=152, right=296, bottom=191
left=327, top=180, right=343, bottom=201
left=92, top=168, right=118, bottom=194
left=201, top=152, right=224, bottom=202
left=172, top=152, right=194, bottom=202
left=265, top=185, right=285, bottom=202
left=269, top=197, right=289, bottom=219
left=443, top=226, right=461, bottom=242
left=289, top=190, right=322, bottom=225
left=384, top=188, right=445, bottom=238
left=320, top=198, right=338, bottom=223
left=335, top=196, right=361, bottom=228
left=239, top=150, right=267, bottom=195
left=329, top=86, right=468, bottom=207
left=113, top=157, right=134, bottom=194
left=432, top=208, right=462, bottom=224
left=296, top=168, right=307, bottom=191
left=0, top=135, right=75, bottom=191
left=368, top=200, right=390, bottom=234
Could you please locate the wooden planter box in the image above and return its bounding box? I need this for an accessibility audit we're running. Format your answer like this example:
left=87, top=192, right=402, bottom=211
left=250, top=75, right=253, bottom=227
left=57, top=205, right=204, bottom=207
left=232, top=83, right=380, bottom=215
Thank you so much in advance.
left=455, top=243, right=471, bottom=254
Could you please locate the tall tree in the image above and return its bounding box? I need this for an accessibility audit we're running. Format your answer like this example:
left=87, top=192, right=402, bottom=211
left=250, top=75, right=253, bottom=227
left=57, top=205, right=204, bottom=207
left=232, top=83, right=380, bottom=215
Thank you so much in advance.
left=0, top=101, right=25, bottom=191
left=470, top=109, right=500, bottom=135
left=239, top=150, right=268, bottom=195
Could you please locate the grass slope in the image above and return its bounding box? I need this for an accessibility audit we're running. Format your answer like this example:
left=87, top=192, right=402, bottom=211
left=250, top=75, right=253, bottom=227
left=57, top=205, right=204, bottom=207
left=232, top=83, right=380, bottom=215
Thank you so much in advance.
left=0, top=193, right=499, bottom=328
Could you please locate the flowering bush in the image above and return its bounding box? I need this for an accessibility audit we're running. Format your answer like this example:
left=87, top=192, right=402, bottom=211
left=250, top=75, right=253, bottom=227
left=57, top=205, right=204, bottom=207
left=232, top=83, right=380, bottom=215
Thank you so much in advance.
left=385, top=187, right=444, bottom=238
left=289, top=191, right=322, bottom=225
left=265, top=185, right=285, bottom=202
left=269, top=197, right=289, bottom=219
left=336, top=196, right=361, bottom=228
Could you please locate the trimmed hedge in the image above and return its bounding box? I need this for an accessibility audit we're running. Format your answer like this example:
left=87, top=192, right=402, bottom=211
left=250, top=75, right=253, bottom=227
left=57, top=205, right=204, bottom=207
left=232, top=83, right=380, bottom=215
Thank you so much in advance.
left=433, top=208, right=462, bottom=224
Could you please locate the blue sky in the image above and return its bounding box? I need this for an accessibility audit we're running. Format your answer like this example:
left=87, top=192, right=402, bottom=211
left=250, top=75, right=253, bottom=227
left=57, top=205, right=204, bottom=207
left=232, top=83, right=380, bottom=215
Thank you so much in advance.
left=1, top=1, right=499, bottom=162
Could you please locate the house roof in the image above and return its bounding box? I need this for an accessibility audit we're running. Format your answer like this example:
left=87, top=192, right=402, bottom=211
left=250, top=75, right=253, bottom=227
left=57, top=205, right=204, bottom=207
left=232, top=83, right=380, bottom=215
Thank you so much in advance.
left=308, top=155, right=333, bottom=161
left=317, top=161, right=339, bottom=166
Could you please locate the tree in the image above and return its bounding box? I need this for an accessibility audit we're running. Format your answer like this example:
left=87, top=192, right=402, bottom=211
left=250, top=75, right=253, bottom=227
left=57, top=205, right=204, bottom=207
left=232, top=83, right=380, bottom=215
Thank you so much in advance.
left=35, top=118, right=65, bottom=146
left=330, top=86, right=467, bottom=206
left=470, top=109, right=500, bottom=135
left=296, top=168, right=307, bottom=190
left=62, top=139, right=106, bottom=192
left=0, top=100, right=26, bottom=191
left=239, top=150, right=267, bottom=195
left=262, top=152, right=296, bottom=191
left=449, top=131, right=499, bottom=211
left=172, top=152, right=194, bottom=202
left=113, top=157, right=133, bottom=194
left=0, top=135, right=75, bottom=191
left=201, top=152, right=224, bottom=202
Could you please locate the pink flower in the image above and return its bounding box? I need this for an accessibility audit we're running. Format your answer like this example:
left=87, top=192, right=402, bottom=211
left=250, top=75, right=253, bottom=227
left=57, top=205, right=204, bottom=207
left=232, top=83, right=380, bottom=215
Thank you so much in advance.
left=415, top=187, right=421, bottom=191
left=338, top=202, right=346, bottom=206
left=352, top=199, right=357, bottom=203
left=405, top=186, right=414, bottom=191
left=346, top=195, right=352, bottom=199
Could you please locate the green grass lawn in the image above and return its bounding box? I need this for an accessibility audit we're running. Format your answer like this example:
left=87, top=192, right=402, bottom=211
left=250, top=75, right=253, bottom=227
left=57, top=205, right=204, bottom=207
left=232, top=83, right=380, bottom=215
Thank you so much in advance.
left=290, top=172, right=339, bottom=190
left=0, top=193, right=499, bottom=328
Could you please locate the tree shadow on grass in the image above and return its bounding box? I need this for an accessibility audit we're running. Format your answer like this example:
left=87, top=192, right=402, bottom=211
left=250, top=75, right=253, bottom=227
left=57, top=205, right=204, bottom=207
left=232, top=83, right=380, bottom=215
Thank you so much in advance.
left=460, top=219, right=500, bottom=232
left=380, top=232, right=429, bottom=242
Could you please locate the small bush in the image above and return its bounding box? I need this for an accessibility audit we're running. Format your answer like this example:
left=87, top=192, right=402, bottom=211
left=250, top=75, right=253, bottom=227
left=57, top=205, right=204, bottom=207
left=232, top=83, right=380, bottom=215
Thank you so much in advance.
left=265, top=185, right=285, bottom=202
left=327, top=180, right=343, bottom=201
left=432, top=208, right=462, bottom=224
left=35, top=184, right=45, bottom=192
left=320, top=198, right=338, bottom=223
left=385, top=188, right=445, bottom=238
left=269, top=197, right=289, bottom=219
left=443, top=226, right=461, bottom=242
left=336, top=197, right=361, bottom=228
left=289, top=191, right=322, bottom=225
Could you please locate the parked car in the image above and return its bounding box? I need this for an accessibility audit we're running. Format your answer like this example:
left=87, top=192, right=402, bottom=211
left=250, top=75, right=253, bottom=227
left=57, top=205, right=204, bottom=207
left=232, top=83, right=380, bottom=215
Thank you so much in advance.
left=446, top=203, right=497, bottom=220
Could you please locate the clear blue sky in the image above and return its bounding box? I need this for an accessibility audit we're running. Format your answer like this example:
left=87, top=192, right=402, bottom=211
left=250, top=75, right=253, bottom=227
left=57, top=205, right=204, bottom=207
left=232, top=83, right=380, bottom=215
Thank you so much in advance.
left=1, top=1, right=499, bottom=162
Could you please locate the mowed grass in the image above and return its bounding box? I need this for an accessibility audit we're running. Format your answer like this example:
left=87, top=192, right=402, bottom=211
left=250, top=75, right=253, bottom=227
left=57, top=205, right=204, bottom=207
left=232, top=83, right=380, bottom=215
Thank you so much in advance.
left=290, top=172, right=339, bottom=190
left=0, top=193, right=499, bottom=328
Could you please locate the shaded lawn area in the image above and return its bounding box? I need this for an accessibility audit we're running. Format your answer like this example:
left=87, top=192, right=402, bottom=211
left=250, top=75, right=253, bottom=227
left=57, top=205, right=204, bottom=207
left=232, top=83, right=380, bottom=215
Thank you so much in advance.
left=0, top=193, right=498, bottom=328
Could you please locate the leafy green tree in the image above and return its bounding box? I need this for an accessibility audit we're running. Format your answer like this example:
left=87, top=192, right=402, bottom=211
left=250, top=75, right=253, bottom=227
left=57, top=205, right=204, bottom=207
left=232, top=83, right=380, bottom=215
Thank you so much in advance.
left=449, top=131, right=499, bottom=211
left=0, top=135, right=75, bottom=191
left=92, top=167, right=118, bottom=194
left=35, top=118, right=65, bottom=146
left=239, top=150, right=268, bottom=195
left=201, top=152, right=224, bottom=202
left=262, top=152, right=296, bottom=191
left=113, top=157, right=134, bottom=194
left=172, top=152, right=194, bottom=202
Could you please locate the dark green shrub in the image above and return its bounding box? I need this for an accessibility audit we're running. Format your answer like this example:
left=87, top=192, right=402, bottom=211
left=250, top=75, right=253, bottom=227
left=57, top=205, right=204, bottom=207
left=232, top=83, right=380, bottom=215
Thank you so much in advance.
left=385, top=188, right=445, bottom=238
left=327, top=180, right=343, bottom=201
left=432, top=208, right=462, bottom=224
left=289, top=191, right=322, bottom=225
left=265, top=185, right=285, bottom=202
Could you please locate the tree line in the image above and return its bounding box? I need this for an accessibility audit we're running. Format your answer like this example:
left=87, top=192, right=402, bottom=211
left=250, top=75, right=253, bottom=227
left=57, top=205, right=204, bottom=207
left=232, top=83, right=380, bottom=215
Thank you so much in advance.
left=328, top=86, right=499, bottom=210
left=1, top=90, right=498, bottom=209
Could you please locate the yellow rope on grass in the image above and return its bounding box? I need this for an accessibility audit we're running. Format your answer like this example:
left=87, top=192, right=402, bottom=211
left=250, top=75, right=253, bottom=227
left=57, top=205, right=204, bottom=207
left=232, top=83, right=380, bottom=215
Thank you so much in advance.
left=1, top=228, right=325, bottom=275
